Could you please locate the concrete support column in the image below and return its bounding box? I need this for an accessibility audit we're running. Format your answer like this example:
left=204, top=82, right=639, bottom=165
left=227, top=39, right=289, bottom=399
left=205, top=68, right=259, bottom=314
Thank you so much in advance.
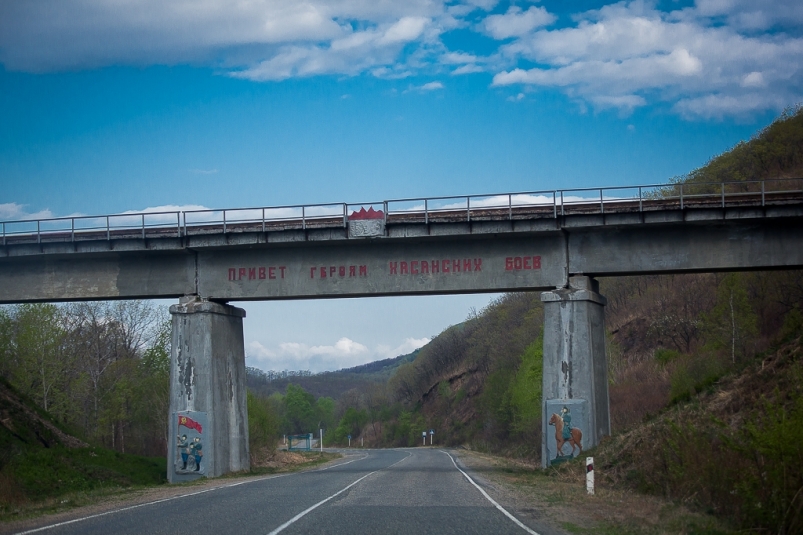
left=540, top=276, right=610, bottom=467
left=168, top=296, right=249, bottom=482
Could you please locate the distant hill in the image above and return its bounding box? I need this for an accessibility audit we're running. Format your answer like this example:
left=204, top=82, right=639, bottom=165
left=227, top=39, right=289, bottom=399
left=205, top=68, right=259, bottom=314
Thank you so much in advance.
left=246, top=350, right=419, bottom=399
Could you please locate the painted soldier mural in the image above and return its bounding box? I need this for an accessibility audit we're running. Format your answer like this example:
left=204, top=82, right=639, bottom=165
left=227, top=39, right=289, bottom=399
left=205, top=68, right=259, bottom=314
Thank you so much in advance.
left=190, top=437, right=203, bottom=472
left=173, top=411, right=207, bottom=477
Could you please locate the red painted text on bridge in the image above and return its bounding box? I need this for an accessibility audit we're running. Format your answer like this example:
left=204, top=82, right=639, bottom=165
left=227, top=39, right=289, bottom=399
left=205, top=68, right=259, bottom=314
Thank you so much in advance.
left=310, top=265, right=368, bottom=278
left=228, top=266, right=287, bottom=281
left=389, top=258, right=482, bottom=275
left=506, top=256, right=541, bottom=270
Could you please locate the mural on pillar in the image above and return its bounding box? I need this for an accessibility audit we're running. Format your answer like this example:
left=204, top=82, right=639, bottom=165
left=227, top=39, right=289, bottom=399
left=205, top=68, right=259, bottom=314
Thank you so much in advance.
left=545, top=399, right=587, bottom=465
left=174, top=411, right=207, bottom=475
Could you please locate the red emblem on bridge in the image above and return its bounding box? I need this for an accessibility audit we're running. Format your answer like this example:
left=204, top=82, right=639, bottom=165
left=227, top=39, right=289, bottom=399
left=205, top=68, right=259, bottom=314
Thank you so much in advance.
left=349, top=207, right=385, bottom=238
left=349, top=207, right=384, bottom=220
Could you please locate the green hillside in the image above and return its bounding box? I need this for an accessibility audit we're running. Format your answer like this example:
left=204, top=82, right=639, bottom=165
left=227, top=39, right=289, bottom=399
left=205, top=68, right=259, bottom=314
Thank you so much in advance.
left=0, top=378, right=165, bottom=514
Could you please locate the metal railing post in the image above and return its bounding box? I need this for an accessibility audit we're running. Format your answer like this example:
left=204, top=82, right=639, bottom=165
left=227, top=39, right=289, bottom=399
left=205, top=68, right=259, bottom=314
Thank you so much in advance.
left=560, top=191, right=565, bottom=216
left=302, top=206, right=306, bottom=230
left=383, top=201, right=388, bottom=227
left=680, top=184, right=684, bottom=210
left=142, top=214, right=146, bottom=240
left=262, top=208, right=266, bottom=233
left=106, top=216, right=110, bottom=241
left=761, top=180, right=765, bottom=206
left=638, top=186, right=643, bottom=212
left=182, top=212, right=187, bottom=237
left=223, top=210, right=227, bottom=233
left=424, top=199, right=429, bottom=225
left=2, top=222, right=4, bottom=246
left=467, top=197, right=471, bottom=222
left=508, top=194, right=512, bottom=220
left=71, top=218, right=75, bottom=242
left=553, top=191, right=557, bottom=218
left=37, top=220, right=41, bottom=244
left=721, top=183, right=725, bottom=208
left=343, top=204, right=347, bottom=228
left=600, top=189, right=604, bottom=214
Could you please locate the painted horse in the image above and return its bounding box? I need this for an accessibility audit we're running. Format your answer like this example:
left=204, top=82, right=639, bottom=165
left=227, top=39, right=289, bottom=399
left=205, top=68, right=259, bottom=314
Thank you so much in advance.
left=548, top=413, right=583, bottom=457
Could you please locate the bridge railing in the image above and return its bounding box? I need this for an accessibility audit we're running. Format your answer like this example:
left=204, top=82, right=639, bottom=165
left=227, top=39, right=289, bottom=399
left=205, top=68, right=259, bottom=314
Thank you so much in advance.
left=2, top=178, right=802, bottom=246
left=181, top=203, right=348, bottom=235
left=0, top=211, right=183, bottom=245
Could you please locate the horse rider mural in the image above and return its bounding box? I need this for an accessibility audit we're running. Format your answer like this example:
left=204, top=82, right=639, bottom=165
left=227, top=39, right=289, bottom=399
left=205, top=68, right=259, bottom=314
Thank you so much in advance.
left=560, top=406, right=573, bottom=441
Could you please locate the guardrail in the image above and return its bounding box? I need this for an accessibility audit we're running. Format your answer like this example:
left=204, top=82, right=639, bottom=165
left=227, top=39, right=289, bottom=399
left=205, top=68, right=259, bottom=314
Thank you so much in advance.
left=2, top=178, right=802, bottom=246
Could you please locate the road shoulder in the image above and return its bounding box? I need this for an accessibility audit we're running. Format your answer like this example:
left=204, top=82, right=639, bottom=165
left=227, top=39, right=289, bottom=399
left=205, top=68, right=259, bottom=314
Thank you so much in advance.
left=449, top=448, right=733, bottom=535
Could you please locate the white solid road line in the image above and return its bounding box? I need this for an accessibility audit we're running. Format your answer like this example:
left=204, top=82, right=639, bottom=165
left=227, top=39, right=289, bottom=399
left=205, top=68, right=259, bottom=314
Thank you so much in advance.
left=14, top=454, right=372, bottom=535
left=266, top=452, right=412, bottom=535
left=441, top=450, right=541, bottom=535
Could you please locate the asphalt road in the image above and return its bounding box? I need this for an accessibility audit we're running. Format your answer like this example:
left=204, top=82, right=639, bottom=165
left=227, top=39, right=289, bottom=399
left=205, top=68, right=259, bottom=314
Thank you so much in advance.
left=16, top=449, right=559, bottom=535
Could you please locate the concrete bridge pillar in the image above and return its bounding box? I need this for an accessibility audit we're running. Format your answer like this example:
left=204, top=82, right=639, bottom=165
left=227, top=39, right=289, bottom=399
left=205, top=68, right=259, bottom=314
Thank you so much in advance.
left=540, top=276, right=610, bottom=467
left=167, top=296, right=249, bottom=482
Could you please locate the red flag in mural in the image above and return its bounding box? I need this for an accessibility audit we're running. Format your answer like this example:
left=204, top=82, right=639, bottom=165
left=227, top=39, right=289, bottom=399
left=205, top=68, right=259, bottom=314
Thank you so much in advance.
left=178, top=415, right=202, bottom=433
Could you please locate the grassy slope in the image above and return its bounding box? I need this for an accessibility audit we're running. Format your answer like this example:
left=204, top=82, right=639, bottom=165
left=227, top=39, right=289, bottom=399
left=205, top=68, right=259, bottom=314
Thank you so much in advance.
left=0, top=378, right=165, bottom=511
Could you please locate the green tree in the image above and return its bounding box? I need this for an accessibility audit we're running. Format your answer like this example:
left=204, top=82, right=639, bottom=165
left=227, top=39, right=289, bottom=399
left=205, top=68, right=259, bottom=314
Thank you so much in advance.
left=283, top=384, right=315, bottom=434
left=704, top=273, right=759, bottom=363
left=248, top=390, right=280, bottom=454
left=315, top=396, right=336, bottom=434
left=10, top=304, right=69, bottom=417
left=0, top=307, right=12, bottom=378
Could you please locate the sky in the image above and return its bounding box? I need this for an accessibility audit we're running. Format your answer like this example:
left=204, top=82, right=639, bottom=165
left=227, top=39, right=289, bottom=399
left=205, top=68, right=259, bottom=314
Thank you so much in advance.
left=1, top=0, right=801, bottom=372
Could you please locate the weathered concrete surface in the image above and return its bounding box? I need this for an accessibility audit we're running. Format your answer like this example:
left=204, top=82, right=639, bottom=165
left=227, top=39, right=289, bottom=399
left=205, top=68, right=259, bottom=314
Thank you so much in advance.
left=541, top=276, right=610, bottom=468
left=168, top=298, right=249, bottom=482
left=569, top=219, right=803, bottom=276
left=0, top=251, right=195, bottom=303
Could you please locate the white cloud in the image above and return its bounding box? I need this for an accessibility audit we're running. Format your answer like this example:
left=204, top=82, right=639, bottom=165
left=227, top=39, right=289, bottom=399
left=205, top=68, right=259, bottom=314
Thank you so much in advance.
left=482, top=6, right=556, bottom=39
left=491, top=1, right=803, bottom=118
left=452, top=63, right=485, bottom=75
left=246, top=337, right=429, bottom=372
left=420, top=81, right=444, bottom=90
left=246, top=335, right=428, bottom=373
left=0, top=203, right=54, bottom=221
left=0, top=0, right=799, bottom=120
left=230, top=16, right=432, bottom=81
left=403, top=81, right=444, bottom=93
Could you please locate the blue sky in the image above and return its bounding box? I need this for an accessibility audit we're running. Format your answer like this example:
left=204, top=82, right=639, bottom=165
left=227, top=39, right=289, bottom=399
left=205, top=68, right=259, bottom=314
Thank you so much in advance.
left=1, top=0, right=801, bottom=372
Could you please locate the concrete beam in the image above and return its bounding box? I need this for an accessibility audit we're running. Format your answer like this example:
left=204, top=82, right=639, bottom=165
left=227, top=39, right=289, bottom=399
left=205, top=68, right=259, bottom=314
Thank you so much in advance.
left=568, top=218, right=803, bottom=276
left=0, top=251, right=195, bottom=303
left=2, top=213, right=803, bottom=304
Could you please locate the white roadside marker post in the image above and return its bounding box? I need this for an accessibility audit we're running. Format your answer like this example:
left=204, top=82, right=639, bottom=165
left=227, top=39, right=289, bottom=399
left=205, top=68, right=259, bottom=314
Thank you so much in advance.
left=320, top=428, right=323, bottom=453
left=422, top=431, right=426, bottom=446
left=586, top=457, right=594, bottom=495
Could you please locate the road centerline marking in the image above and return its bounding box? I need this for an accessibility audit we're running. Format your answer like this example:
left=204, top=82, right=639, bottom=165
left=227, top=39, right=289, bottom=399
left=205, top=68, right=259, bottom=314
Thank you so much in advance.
left=266, top=452, right=411, bottom=535
left=441, top=450, right=541, bottom=535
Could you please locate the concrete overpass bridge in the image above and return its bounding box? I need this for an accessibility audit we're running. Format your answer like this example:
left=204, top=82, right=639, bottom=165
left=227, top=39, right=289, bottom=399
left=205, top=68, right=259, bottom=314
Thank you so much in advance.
left=2, top=178, right=802, bottom=474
